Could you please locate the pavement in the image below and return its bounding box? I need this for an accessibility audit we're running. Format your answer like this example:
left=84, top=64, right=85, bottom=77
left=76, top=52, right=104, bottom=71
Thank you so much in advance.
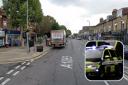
left=0, top=39, right=128, bottom=85
left=0, top=44, right=50, bottom=64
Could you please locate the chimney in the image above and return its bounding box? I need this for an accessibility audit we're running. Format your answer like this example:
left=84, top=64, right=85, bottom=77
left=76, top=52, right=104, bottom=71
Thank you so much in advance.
left=100, top=18, right=104, bottom=23
left=112, top=9, right=117, bottom=18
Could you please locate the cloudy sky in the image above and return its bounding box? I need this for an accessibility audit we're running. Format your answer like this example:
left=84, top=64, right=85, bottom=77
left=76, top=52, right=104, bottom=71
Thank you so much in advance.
left=40, top=0, right=128, bottom=33
left=1, top=0, right=128, bottom=33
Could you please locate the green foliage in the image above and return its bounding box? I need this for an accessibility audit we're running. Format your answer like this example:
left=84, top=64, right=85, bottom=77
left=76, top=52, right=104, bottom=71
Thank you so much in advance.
left=66, top=29, right=72, bottom=37
left=28, top=0, right=43, bottom=23
left=2, top=0, right=72, bottom=36
left=59, top=25, right=67, bottom=30
left=51, top=22, right=59, bottom=30
left=2, top=0, right=27, bottom=29
left=41, top=15, right=56, bottom=34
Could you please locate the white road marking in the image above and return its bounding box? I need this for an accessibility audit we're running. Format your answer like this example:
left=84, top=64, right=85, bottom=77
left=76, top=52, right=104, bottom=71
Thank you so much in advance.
left=124, top=66, right=128, bottom=70
left=26, top=62, right=30, bottom=65
left=124, top=74, right=128, bottom=80
left=21, top=62, right=26, bottom=65
left=15, top=65, right=21, bottom=69
left=30, top=59, right=34, bottom=62
left=0, top=77, right=4, bottom=81
left=125, top=71, right=128, bottom=75
left=6, top=70, right=14, bottom=75
left=12, top=71, right=20, bottom=76
left=1, top=78, right=11, bottom=85
left=60, top=56, right=73, bottom=69
left=21, top=66, right=26, bottom=70
left=104, top=81, right=110, bottom=85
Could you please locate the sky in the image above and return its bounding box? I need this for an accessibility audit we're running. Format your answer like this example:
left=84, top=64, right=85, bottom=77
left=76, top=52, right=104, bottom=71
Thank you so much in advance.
left=1, top=0, right=128, bottom=33
left=40, top=0, right=128, bottom=33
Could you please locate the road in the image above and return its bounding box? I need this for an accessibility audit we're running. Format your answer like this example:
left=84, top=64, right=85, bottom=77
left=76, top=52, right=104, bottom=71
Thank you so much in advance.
left=0, top=39, right=128, bottom=85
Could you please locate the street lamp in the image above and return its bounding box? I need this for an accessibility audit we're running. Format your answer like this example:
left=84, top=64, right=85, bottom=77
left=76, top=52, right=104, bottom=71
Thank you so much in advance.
left=26, top=0, right=29, bottom=52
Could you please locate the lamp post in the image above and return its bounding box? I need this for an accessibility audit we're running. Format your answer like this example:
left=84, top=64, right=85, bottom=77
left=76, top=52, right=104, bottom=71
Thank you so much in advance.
left=86, top=20, right=91, bottom=40
left=26, top=0, right=29, bottom=52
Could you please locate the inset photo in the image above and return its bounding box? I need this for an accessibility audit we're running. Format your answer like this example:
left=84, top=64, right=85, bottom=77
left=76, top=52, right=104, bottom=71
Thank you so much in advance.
left=84, top=40, right=123, bottom=80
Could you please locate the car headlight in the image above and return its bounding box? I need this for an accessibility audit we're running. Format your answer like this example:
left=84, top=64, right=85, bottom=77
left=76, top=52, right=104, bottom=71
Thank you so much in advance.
left=86, top=65, right=99, bottom=71
left=95, top=69, right=99, bottom=72
left=92, top=46, right=96, bottom=50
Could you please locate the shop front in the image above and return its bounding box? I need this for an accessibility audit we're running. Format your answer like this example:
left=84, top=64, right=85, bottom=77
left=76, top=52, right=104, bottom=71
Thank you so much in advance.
left=7, top=30, right=21, bottom=47
left=0, top=31, right=5, bottom=47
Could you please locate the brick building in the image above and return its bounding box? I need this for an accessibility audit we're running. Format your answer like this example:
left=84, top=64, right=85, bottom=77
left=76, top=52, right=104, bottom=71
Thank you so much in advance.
left=81, top=7, right=128, bottom=43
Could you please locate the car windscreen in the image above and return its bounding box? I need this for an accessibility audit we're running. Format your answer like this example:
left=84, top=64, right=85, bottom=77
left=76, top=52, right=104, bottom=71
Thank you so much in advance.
left=86, top=41, right=96, bottom=47
left=98, top=42, right=110, bottom=46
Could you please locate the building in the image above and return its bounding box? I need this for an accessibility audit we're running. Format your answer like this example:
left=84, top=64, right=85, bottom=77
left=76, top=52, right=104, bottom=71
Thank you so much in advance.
left=0, top=8, right=7, bottom=47
left=81, top=7, right=128, bottom=43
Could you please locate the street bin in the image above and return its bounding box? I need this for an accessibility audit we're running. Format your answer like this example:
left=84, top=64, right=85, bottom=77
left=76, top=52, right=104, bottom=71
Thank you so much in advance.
left=36, top=45, right=43, bottom=52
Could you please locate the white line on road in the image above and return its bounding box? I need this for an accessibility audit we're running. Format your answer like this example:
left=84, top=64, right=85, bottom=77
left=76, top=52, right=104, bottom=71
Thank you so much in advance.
left=6, top=70, right=14, bottom=75
left=21, top=66, right=26, bottom=70
left=12, top=71, right=20, bottom=76
left=26, top=62, right=30, bottom=65
left=125, top=71, right=128, bottom=75
left=15, top=65, right=21, bottom=69
left=0, top=77, right=4, bottom=81
left=104, top=81, right=110, bottom=85
left=1, top=78, right=11, bottom=85
left=30, top=59, right=34, bottom=62
left=21, top=62, right=26, bottom=65
left=124, top=66, right=128, bottom=70
left=124, top=74, right=128, bottom=81
left=60, top=56, right=73, bottom=69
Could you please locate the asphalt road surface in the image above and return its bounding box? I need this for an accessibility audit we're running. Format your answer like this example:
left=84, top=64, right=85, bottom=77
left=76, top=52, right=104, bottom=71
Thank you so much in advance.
left=0, top=39, right=128, bottom=85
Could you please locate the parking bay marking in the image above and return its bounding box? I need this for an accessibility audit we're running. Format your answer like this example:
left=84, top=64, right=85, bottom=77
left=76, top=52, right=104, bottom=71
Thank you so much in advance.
left=15, top=65, right=21, bottom=69
left=21, top=62, right=26, bottom=65
left=124, top=74, right=128, bottom=81
left=12, top=71, right=20, bottom=76
left=104, top=81, right=110, bottom=85
left=1, top=78, right=11, bottom=85
left=60, top=56, right=73, bottom=69
left=21, top=66, right=26, bottom=70
left=6, top=70, right=14, bottom=75
left=0, top=77, right=4, bottom=81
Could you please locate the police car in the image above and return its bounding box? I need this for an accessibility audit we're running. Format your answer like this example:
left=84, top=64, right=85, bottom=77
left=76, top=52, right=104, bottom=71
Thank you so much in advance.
left=85, top=40, right=114, bottom=50
left=85, top=41, right=123, bottom=80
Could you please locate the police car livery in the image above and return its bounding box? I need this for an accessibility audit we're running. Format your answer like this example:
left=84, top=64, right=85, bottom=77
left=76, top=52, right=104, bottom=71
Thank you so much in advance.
left=85, top=41, right=123, bottom=80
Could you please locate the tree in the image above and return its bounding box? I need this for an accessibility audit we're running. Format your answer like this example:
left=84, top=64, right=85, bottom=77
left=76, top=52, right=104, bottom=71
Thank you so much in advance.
left=59, top=25, right=67, bottom=30
left=2, top=0, right=27, bottom=29
left=51, top=22, right=59, bottom=30
left=28, top=0, right=43, bottom=23
left=41, top=15, right=56, bottom=34
left=66, top=29, right=72, bottom=37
